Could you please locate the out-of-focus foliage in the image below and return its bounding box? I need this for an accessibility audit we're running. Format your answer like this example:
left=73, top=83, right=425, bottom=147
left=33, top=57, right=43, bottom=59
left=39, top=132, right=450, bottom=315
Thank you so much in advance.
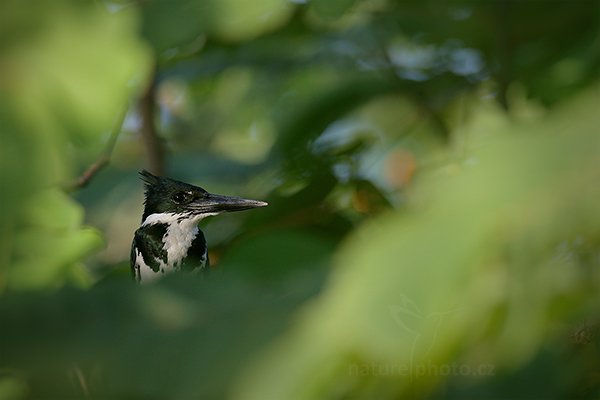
left=234, top=87, right=600, bottom=399
left=0, top=0, right=149, bottom=290
left=1, top=0, right=599, bottom=399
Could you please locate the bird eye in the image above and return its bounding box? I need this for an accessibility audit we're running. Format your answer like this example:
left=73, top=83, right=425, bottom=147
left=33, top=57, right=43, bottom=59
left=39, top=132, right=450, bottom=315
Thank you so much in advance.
left=172, top=191, right=192, bottom=204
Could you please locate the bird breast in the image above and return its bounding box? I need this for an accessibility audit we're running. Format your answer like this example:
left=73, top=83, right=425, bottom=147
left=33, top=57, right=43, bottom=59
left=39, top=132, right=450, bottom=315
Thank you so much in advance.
left=141, top=212, right=212, bottom=267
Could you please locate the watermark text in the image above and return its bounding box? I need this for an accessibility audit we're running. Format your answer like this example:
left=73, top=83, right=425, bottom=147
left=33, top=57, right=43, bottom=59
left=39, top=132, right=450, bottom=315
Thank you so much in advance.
left=348, top=361, right=495, bottom=378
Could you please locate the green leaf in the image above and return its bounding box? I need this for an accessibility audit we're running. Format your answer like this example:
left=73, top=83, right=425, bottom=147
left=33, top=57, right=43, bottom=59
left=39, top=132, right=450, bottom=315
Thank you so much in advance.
left=232, top=87, right=600, bottom=400
left=0, top=0, right=149, bottom=291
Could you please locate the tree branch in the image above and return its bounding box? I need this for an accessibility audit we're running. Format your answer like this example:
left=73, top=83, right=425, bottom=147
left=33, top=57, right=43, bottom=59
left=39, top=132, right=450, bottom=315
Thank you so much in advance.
left=65, top=106, right=127, bottom=191
left=138, top=63, right=165, bottom=176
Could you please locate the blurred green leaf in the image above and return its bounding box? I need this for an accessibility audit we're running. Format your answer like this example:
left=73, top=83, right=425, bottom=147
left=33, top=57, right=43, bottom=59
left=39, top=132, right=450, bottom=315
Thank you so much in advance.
left=219, top=229, right=335, bottom=282
left=0, top=274, right=318, bottom=399
left=9, top=190, right=103, bottom=289
left=310, top=0, right=359, bottom=20
left=0, top=0, right=149, bottom=290
left=139, top=0, right=294, bottom=54
left=232, top=86, right=600, bottom=400
left=0, top=375, right=28, bottom=400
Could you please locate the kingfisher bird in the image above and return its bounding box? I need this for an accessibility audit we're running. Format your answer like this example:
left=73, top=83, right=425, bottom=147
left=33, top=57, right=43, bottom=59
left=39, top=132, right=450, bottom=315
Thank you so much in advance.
left=130, top=170, right=267, bottom=283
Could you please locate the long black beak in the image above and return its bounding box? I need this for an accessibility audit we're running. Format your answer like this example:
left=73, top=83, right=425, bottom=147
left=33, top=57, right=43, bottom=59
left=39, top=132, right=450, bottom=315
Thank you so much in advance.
left=190, top=193, right=268, bottom=214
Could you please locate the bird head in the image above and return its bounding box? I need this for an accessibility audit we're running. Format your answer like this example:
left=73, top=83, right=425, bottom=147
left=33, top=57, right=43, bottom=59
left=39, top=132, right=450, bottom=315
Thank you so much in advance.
left=140, top=170, right=267, bottom=221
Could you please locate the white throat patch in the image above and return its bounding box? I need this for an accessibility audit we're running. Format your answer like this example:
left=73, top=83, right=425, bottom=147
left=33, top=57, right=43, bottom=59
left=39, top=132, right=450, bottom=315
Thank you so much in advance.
left=142, top=212, right=216, bottom=267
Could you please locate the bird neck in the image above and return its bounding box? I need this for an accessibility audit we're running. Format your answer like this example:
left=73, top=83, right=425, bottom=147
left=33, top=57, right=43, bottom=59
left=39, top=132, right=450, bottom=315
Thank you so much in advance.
left=140, top=213, right=206, bottom=269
